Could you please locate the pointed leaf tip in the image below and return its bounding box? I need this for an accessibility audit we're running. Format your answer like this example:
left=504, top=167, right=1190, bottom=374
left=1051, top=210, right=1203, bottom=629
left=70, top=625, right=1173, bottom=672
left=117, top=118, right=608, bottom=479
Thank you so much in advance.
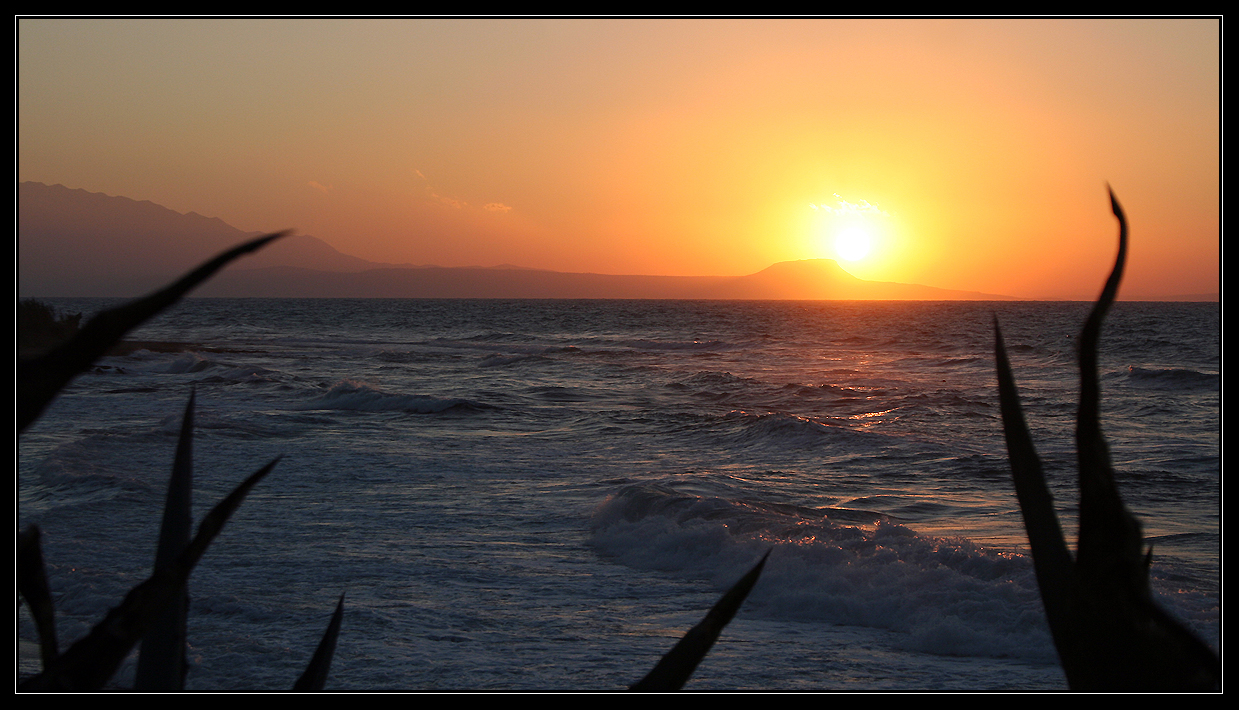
left=18, top=232, right=289, bottom=434
left=630, top=550, right=770, bottom=691
left=293, top=593, right=346, bottom=691
left=1108, top=186, right=1125, bottom=222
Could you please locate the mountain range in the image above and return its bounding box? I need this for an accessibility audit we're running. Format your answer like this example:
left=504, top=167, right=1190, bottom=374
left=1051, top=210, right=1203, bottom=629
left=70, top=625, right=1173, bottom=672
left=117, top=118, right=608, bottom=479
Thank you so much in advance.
left=18, top=181, right=1016, bottom=300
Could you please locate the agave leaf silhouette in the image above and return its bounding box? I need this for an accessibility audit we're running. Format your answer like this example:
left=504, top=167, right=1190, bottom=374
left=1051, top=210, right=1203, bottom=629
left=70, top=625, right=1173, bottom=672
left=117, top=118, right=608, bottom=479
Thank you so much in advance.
left=16, top=233, right=338, bottom=691
left=17, top=525, right=59, bottom=668
left=18, top=231, right=288, bottom=433
left=134, top=390, right=197, bottom=690
left=20, top=388, right=349, bottom=691
left=994, top=188, right=1220, bottom=690
left=19, top=456, right=281, bottom=691
left=630, top=550, right=770, bottom=691
left=294, top=593, right=347, bottom=691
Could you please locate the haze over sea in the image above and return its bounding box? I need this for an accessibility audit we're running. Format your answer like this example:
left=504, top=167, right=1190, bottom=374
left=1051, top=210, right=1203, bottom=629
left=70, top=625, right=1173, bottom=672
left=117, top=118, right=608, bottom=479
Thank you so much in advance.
left=17, top=297, right=1219, bottom=691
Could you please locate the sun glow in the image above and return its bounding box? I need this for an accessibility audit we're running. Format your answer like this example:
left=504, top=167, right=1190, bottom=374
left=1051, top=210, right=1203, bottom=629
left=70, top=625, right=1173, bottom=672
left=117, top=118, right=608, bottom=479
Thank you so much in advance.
left=811, top=195, right=890, bottom=267
left=834, top=225, right=873, bottom=262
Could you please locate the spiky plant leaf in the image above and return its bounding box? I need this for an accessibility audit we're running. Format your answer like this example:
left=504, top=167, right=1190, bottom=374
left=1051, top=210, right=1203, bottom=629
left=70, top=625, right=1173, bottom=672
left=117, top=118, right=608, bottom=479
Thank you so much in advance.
left=17, top=525, right=59, bottom=669
left=993, top=320, right=1074, bottom=647
left=293, top=593, right=346, bottom=691
left=630, top=550, right=770, bottom=691
left=995, top=189, right=1219, bottom=690
left=135, top=390, right=197, bottom=690
left=18, top=232, right=287, bottom=433
left=19, top=457, right=280, bottom=691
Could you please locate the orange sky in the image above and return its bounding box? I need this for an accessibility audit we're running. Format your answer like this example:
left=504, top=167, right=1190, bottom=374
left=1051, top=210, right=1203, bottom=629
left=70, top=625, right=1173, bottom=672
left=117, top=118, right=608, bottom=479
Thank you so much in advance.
left=18, top=18, right=1220, bottom=299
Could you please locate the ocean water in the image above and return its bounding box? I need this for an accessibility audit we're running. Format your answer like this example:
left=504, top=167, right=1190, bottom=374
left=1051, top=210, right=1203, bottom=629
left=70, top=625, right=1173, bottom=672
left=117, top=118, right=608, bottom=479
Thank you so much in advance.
left=17, top=298, right=1220, bottom=691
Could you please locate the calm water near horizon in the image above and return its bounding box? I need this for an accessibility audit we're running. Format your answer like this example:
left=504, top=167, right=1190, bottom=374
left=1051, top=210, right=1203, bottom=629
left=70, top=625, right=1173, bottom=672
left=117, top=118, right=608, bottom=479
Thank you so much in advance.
left=17, top=298, right=1220, bottom=691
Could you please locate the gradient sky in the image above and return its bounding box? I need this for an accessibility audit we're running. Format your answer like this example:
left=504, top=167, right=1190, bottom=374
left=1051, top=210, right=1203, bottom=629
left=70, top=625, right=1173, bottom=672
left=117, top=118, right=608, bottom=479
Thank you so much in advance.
left=18, top=18, right=1220, bottom=299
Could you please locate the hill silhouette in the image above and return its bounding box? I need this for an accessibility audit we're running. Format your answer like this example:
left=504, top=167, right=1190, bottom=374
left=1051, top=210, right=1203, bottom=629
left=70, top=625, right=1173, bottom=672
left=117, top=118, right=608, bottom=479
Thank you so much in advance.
left=19, top=181, right=1013, bottom=300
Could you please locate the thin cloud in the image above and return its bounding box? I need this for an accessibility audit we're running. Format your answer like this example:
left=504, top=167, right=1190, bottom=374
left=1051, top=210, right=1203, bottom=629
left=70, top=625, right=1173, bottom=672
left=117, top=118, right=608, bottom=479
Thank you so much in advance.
left=430, top=192, right=468, bottom=209
left=414, top=169, right=510, bottom=213
left=308, top=181, right=332, bottom=194
left=414, top=168, right=467, bottom=208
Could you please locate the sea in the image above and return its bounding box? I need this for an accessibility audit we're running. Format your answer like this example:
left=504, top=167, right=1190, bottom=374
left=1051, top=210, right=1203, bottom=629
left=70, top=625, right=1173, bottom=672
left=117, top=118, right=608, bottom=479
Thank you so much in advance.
left=16, top=297, right=1221, bottom=692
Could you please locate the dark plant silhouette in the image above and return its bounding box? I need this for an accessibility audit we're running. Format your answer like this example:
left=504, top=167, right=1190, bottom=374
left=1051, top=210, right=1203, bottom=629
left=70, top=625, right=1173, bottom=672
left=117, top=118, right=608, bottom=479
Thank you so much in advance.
left=17, top=232, right=346, bottom=691
left=631, top=550, right=770, bottom=691
left=993, top=188, right=1220, bottom=690
left=17, top=299, right=82, bottom=356
left=17, top=230, right=762, bottom=691
left=294, top=594, right=347, bottom=691
left=18, top=232, right=286, bottom=433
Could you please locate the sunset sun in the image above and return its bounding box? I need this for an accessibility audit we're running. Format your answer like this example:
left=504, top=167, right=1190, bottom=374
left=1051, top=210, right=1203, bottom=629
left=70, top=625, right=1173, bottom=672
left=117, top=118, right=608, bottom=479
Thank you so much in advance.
left=811, top=195, right=890, bottom=268
left=834, top=225, right=873, bottom=262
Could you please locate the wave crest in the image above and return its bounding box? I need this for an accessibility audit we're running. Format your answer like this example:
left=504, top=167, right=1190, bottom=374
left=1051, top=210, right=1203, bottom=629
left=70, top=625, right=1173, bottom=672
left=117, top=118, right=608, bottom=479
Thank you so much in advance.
left=298, top=380, right=492, bottom=414
left=590, top=482, right=1054, bottom=662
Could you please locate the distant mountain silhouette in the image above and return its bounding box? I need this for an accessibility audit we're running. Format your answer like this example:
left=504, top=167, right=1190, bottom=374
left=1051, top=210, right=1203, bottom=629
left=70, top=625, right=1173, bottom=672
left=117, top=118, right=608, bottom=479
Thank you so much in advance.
left=18, top=182, right=402, bottom=296
left=18, top=181, right=1013, bottom=300
left=185, top=261, right=1013, bottom=300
